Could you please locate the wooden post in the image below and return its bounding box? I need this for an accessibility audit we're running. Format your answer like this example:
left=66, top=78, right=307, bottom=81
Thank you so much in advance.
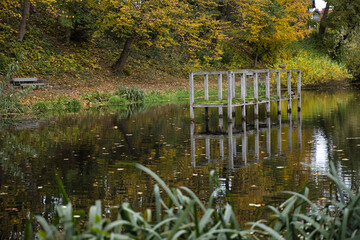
left=255, top=118, right=259, bottom=161
left=206, top=137, right=210, bottom=163
left=242, top=120, right=247, bottom=165
left=254, top=72, right=259, bottom=117
left=298, top=113, right=302, bottom=149
left=288, top=112, right=292, bottom=150
left=241, top=73, right=246, bottom=119
left=204, top=74, right=209, bottom=101
left=265, top=71, right=270, bottom=116
left=227, top=72, right=233, bottom=121
left=190, top=72, right=195, bottom=120
left=277, top=71, right=281, bottom=114
left=218, top=74, right=223, bottom=117
left=232, top=73, right=235, bottom=98
left=228, top=122, right=234, bottom=169
left=266, top=117, right=271, bottom=156
left=277, top=114, right=282, bottom=154
left=287, top=71, right=291, bottom=113
left=297, top=70, right=301, bottom=112
left=220, top=139, right=224, bottom=159
left=190, top=122, right=196, bottom=167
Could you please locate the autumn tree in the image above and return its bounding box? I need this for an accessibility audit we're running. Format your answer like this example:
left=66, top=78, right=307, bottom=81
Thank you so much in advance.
left=233, top=0, right=310, bottom=66
left=96, top=0, right=227, bottom=73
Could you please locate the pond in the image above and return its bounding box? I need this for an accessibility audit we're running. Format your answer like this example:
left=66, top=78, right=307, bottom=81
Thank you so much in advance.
left=1, top=87, right=360, bottom=238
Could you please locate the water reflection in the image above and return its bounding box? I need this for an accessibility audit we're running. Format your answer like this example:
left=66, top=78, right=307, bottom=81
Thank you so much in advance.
left=190, top=113, right=302, bottom=169
left=1, top=89, right=360, bottom=238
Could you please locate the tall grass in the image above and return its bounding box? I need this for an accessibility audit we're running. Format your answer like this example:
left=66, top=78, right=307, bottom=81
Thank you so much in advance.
left=0, top=80, right=30, bottom=118
left=32, top=164, right=245, bottom=239
left=30, top=161, right=360, bottom=239
left=276, top=40, right=352, bottom=86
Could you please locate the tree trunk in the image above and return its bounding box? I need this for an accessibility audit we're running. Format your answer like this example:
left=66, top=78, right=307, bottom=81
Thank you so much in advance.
left=319, top=2, right=330, bottom=35
left=113, top=35, right=136, bottom=74
left=65, top=27, right=72, bottom=43
left=18, top=0, right=31, bottom=41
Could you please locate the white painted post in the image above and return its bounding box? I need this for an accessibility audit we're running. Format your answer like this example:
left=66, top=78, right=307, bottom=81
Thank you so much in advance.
left=218, top=74, right=223, bottom=117
left=206, top=137, right=210, bottom=163
left=298, top=113, right=302, bottom=149
left=297, top=70, right=301, bottom=112
left=255, top=118, right=259, bottom=161
left=288, top=112, right=292, bottom=150
left=228, top=122, right=234, bottom=169
left=277, top=71, right=281, bottom=114
left=220, top=139, right=224, bottom=159
left=254, top=72, right=259, bottom=117
left=241, top=73, right=246, bottom=119
left=277, top=114, right=282, bottom=154
left=204, top=74, right=209, bottom=101
left=242, top=120, right=247, bottom=165
left=232, top=73, right=235, bottom=98
left=227, top=72, right=233, bottom=121
left=265, top=71, right=270, bottom=116
left=190, top=72, right=195, bottom=119
left=190, top=122, right=196, bottom=167
left=267, top=117, right=271, bottom=156
left=287, top=71, right=291, bottom=113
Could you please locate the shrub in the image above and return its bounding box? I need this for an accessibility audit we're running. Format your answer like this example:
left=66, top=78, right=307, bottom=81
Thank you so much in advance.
left=64, top=99, right=81, bottom=112
left=0, top=81, right=28, bottom=117
left=116, top=86, right=145, bottom=102
left=31, top=102, right=52, bottom=113
left=107, top=95, right=128, bottom=105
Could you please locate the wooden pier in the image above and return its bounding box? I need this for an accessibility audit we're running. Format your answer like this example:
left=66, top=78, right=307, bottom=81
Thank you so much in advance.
left=190, top=113, right=302, bottom=169
left=189, top=69, right=301, bottom=120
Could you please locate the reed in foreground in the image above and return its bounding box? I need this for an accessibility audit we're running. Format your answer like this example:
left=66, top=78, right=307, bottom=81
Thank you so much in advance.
left=29, top=162, right=360, bottom=239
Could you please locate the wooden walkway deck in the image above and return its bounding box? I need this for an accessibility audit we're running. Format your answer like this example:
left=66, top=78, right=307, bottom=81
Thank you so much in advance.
left=189, top=69, right=301, bottom=121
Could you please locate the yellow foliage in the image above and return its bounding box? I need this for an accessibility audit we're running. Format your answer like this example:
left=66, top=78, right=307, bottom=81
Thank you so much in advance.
left=235, top=0, right=310, bottom=61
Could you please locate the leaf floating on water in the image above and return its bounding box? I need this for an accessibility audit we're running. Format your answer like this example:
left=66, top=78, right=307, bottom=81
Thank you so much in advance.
left=125, top=134, right=133, bottom=136
left=37, top=186, right=43, bottom=189
left=249, top=203, right=262, bottom=207
left=276, top=166, right=284, bottom=169
left=113, top=126, right=118, bottom=129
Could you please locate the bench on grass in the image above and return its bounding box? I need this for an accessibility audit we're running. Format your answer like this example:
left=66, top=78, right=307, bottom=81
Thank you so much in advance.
left=12, top=77, right=46, bottom=89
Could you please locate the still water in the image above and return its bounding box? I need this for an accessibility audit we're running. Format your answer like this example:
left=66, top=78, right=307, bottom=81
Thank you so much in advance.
left=1, top=88, right=360, bottom=238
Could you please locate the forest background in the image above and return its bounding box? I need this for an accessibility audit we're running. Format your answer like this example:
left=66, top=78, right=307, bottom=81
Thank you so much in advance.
left=1, top=0, right=360, bottom=96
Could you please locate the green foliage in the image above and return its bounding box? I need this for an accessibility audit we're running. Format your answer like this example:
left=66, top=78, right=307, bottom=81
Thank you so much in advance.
left=31, top=102, right=52, bottom=113
left=0, top=81, right=29, bottom=117
left=116, top=86, right=145, bottom=102
left=250, top=161, right=360, bottom=239
left=64, top=99, right=81, bottom=111
left=276, top=40, right=352, bottom=86
left=33, top=164, right=245, bottom=239
left=81, top=91, right=112, bottom=105
left=31, top=161, right=360, bottom=239
left=107, top=95, right=128, bottom=105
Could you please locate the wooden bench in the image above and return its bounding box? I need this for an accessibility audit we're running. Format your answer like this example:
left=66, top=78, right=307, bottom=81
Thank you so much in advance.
left=12, top=77, right=46, bottom=89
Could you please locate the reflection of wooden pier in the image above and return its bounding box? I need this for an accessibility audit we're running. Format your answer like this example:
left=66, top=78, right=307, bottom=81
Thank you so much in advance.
left=190, top=113, right=302, bottom=169
left=189, top=69, right=301, bottom=121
